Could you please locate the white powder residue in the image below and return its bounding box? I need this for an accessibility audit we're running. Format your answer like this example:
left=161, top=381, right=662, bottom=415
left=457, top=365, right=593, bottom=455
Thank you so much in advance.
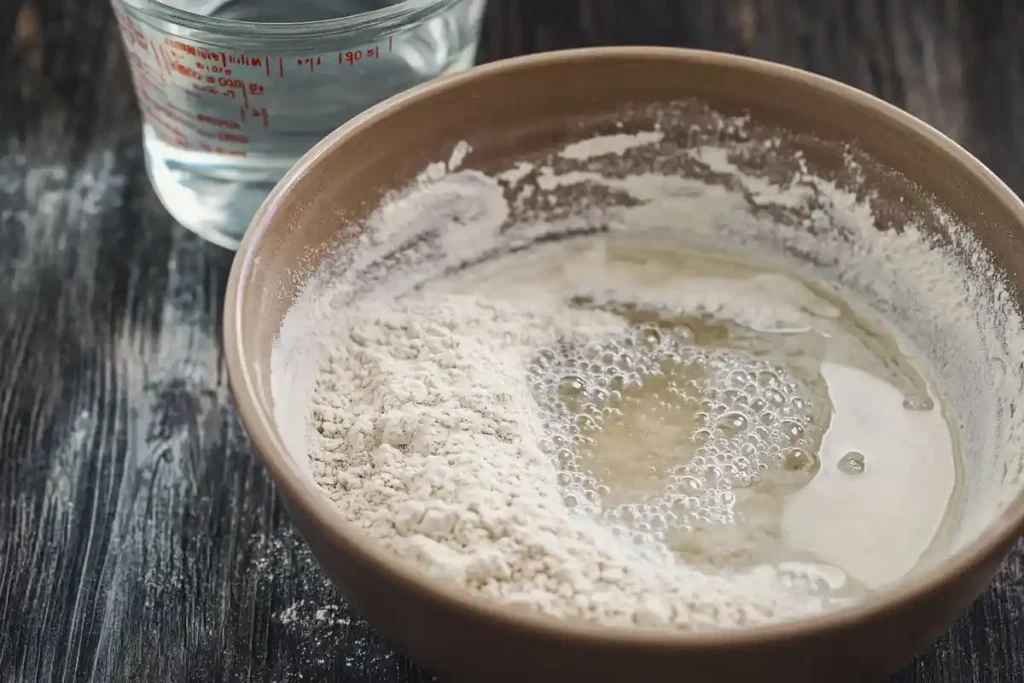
left=447, top=140, right=472, bottom=171
left=498, top=161, right=534, bottom=188
left=273, top=105, right=1024, bottom=629
left=559, top=130, right=665, bottom=160
left=308, top=293, right=840, bottom=629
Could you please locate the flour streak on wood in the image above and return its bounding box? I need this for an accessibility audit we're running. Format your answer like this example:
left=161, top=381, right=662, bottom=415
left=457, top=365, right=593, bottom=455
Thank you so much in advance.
left=0, top=0, right=1022, bottom=681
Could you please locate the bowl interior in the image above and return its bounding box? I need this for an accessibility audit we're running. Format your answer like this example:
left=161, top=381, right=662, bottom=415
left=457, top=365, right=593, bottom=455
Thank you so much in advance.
left=230, top=48, right=1024, bottom=607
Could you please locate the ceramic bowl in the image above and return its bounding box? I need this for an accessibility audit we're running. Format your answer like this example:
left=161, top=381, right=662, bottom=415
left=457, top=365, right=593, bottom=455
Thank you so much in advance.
left=224, top=47, right=1024, bottom=682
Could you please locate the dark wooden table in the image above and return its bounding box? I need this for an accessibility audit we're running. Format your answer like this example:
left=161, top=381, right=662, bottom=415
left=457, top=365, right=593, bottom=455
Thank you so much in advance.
left=1, top=0, right=1022, bottom=680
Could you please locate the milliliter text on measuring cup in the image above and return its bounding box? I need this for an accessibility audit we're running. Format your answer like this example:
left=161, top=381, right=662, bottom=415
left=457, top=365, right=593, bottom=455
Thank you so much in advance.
left=116, top=12, right=398, bottom=157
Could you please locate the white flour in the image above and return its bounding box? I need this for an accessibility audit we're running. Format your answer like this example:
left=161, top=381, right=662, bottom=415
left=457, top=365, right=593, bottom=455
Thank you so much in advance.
left=309, top=293, right=844, bottom=628
left=273, top=100, right=1024, bottom=630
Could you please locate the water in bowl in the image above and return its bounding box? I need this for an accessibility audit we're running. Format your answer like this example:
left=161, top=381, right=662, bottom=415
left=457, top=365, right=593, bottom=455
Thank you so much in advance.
left=505, top=239, right=963, bottom=596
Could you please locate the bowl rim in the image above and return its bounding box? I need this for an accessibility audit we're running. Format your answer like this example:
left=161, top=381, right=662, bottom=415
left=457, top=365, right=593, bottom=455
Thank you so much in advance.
left=224, top=45, right=1024, bottom=648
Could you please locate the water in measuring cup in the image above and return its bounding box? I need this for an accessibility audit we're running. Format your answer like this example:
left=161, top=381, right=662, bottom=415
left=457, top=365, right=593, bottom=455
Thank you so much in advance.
left=115, top=0, right=485, bottom=248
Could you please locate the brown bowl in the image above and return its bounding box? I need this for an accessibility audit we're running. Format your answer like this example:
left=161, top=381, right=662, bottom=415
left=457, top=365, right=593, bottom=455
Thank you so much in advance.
left=224, top=47, right=1024, bottom=682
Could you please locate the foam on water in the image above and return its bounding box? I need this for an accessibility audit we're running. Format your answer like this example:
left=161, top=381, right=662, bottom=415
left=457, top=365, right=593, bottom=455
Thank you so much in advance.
left=528, top=321, right=826, bottom=529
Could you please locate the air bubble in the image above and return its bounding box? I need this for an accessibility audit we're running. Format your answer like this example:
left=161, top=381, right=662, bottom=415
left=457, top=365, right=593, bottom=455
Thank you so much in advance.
left=778, top=420, right=804, bottom=440
left=729, top=370, right=748, bottom=387
left=559, top=375, right=587, bottom=394
left=838, top=451, right=866, bottom=475
left=678, top=476, right=702, bottom=492
left=532, top=314, right=830, bottom=543
left=640, top=327, right=661, bottom=347
left=902, top=395, right=934, bottom=411
left=783, top=448, right=815, bottom=472
left=717, top=411, right=749, bottom=437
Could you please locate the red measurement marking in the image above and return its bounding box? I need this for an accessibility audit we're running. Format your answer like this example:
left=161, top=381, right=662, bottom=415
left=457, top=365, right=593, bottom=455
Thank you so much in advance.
left=225, top=53, right=260, bottom=68
left=165, top=39, right=267, bottom=71
left=170, top=61, right=203, bottom=81
left=137, top=33, right=403, bottom=158
left=165, top=101, right=193, bottom=117
left=165, top=38, right=197, bottom=56
left=249, top=107, right=269, bottom=130
left=160, top=45, right=176, bottom=77
left=197, top=113, right=240, bottom=130
left=131, top=65, right=164, bottom=91
left=297, top=56, right=322, bottom=72
left=149, top=117, right=189, bottom=146
left=219, top=131, right=249, bottom=144
left=199, top=142, right=247, bottom=157
left=126, top=54, right=163, bottom=86
left=146, top=40, right=165, bottom=75
left=123, top=25, right=148, bottom=51
left=145, top=103, right=199, bottom=135
left=194, top=61, right=234, bottom=76
left=140, top=93, right=195, bottom=130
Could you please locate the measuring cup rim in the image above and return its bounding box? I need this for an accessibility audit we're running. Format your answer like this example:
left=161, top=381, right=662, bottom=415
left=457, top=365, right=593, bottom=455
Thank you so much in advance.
left=117, top=0, right=470, bottom=38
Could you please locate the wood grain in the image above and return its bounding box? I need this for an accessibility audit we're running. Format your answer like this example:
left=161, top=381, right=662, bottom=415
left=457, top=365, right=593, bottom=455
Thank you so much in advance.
left=0, top=0, right=1021, bottom=681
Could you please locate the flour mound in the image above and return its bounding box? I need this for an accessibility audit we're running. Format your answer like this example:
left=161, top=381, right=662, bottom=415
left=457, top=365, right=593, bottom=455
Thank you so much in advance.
left=308, top=293, right=839, bottom=629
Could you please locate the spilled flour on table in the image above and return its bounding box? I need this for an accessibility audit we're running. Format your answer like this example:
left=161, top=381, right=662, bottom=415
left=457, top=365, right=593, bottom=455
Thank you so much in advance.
left=273, top=101, right=1024, bottom=630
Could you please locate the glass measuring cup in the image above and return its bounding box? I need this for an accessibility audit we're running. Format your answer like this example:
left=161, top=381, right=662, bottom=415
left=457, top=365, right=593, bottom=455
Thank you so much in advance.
left=112, top=0, right=487, bottom=249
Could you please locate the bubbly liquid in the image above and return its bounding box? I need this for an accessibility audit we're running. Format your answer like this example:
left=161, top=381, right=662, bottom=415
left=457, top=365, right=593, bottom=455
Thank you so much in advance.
left=509, top=239, right=960, bottom=595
